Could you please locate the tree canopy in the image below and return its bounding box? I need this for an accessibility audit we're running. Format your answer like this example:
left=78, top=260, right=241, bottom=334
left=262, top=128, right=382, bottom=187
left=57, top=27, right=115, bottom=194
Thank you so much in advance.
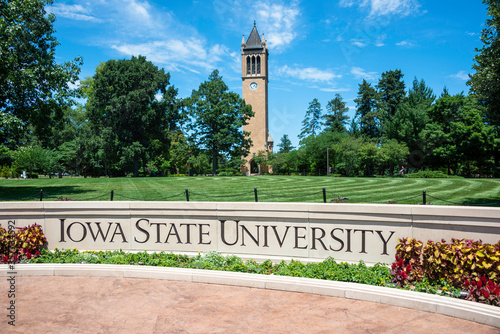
left=83, top=56, right=178, bottom=177
left=0, top=0, right=81, bottom=146
left=187, top=70, right=254, bottom=175
left=299, top=98, right=322, bottom=141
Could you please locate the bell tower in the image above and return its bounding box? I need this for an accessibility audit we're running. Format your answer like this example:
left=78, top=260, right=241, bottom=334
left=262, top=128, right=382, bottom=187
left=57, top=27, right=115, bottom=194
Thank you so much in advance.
left=241, top=22, right=273, bottom=175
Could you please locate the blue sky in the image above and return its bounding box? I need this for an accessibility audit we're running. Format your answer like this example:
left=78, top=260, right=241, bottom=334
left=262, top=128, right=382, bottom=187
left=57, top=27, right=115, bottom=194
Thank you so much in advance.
left=48, top=0, right=488, bottom=148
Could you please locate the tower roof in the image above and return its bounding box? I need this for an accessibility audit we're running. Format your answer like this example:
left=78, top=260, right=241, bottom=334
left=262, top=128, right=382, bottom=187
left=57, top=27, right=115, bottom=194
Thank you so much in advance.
left=244, top=22, right=263, bottom=50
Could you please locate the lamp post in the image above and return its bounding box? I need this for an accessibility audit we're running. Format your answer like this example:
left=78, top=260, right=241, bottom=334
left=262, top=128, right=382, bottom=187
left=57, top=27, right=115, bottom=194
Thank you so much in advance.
left=327, top=147, right=330, bottom=175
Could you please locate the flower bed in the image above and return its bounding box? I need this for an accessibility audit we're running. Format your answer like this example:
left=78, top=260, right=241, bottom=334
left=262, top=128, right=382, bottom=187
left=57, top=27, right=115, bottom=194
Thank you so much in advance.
left=1, top=224, right=498, bottom=306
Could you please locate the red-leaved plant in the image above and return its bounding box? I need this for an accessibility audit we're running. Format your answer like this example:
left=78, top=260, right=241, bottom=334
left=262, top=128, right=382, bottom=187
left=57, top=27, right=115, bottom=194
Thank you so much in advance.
left=465, top=275, right=500, bottom=306
left=390, top=255, right=413, bottom=287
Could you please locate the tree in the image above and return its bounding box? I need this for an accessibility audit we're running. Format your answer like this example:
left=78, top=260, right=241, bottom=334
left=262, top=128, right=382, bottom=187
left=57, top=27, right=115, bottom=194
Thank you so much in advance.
left=277, top=134, right=294, bottom=153
left=0, top=0, right=81, bottom=146
left=166, top=131, right=190, bottom=175
left=423, top=94, right=495, bottom=176
left=384, top=79, right=434, bottom=164
left=467, top=0, right=500, bottom=177
left=354, top=80, right=380, bottom=139
left=13, top=145, right=57, bottom=177
left=323, top=94, right=350, bottom=133
left=84, top=56, right=178, bottom=177
left=187, top=70, right=254, bottom=175
left=406, top=77, right=435, bottom=109
left=299, top=98, right=322, bottom=140
left=377, top=69, right=406, bottom=121
left=377, top=139, right=409, bottom=175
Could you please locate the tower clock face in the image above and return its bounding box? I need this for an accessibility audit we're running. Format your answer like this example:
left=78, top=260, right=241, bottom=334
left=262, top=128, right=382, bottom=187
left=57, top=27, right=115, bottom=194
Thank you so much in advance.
left=249, top=82, right=258, bottom=90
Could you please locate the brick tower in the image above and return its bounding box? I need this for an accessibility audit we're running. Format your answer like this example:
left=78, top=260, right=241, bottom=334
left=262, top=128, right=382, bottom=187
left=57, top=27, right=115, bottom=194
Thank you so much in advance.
left=241, top=22, right=273, bottom=175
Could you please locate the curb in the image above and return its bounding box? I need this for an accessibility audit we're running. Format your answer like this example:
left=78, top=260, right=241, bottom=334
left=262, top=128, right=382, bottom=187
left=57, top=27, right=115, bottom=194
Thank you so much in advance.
left=3, top=263, right=500, bottom=328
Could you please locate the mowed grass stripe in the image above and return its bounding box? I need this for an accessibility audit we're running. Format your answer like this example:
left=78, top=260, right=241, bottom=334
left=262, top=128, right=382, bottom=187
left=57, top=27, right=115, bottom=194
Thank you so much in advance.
left=1, top=176, right=499, bottom=206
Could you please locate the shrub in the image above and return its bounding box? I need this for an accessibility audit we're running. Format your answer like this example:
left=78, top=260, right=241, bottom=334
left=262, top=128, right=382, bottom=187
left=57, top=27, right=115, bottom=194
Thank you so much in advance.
left=391, top=238, right=424, bottom=287
left=0, top=165, right=11, bottom=178
left=0, top=223, right=47, bottom=263
left=391, top=237, right=500, bottom=305
left=405, top=170, right=462, bottom=178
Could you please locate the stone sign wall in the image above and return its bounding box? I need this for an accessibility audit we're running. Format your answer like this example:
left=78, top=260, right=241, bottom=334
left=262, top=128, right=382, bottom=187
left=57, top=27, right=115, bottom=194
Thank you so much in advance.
left=1, top=202, right=499, bottom=264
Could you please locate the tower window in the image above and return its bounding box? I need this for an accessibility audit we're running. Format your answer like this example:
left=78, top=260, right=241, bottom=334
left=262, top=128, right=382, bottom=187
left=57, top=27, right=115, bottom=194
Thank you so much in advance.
left=252, top=56, right=256, bottom=74
left=246, top=57, right=250, bottom=75
left=257, top=56, right=261, bottom=74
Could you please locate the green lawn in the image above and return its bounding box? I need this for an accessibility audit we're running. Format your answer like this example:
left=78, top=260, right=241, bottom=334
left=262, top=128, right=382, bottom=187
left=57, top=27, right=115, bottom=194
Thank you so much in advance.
left=1, top=176, right=499, bottom=206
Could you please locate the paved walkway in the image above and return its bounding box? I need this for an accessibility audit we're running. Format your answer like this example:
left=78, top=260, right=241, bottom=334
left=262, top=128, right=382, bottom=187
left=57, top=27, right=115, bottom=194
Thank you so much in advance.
left=1, top=276, right=499, bottom=333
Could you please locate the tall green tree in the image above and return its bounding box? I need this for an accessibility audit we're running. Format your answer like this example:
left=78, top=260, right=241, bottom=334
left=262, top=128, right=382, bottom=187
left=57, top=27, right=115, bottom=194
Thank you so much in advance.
left=187, top=70, right=254, bottom=175
left=467, top=0, right=500, bottom=177
left=323, top=94, right=350, bottom=133
left=377, top=69, right=406, bottom=121
left=384, top=79, right=434, bottom=164
left=407, top=77, right=435, bottom=108
left=84, top=56, right=178, bottom=177
left=0, top=0, right=81, bottom=146
left=354, top=80, right=380, bottom=139
left=423, top=94, right=495, bottom=175
left=299, top=98, right=322, bottom=140
left=277, top=134, right=294, bottom=153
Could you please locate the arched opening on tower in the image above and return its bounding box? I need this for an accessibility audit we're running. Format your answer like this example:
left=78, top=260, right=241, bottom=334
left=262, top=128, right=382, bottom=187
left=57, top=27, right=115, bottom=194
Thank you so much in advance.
left=251, top=56, right=256, bottom=74
left=249, top=159, right=259, bottom=174
left=246, top=56, right=250, bottom=75
left=256, top=56, right=261, bottom=74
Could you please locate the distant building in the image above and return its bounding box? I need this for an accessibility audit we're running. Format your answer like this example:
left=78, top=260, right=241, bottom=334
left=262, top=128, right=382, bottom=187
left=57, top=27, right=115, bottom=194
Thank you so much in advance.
left=241, top=22, right=273, bottom=175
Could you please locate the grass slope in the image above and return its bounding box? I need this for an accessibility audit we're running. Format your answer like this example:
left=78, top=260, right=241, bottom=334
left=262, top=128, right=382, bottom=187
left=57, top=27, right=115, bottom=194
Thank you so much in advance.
left=1, top=176, right=499, bottom=206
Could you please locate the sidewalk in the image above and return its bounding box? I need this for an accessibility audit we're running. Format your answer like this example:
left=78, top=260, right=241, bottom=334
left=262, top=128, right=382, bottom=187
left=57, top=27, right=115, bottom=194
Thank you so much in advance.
left=1, top=275, right=498, bottom=333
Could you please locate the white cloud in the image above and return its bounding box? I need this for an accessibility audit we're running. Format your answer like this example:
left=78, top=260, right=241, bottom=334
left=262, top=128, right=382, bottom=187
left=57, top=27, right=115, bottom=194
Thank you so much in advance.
left=276, top=65, right=341, bottom=83
left=47, top=4, right=102, bottom=22
left=396, top=40, right=416, bottom=47
left=450, top=71, right=469, bottom=81
left=320, top=87, right=350, bottom=92
left=350, top=39, right=367, bottom=47
left=128, top=0, right=152, bottom=21
left=111, top=39, right=232, bottom=73
left=375, top=34, right=386, bottom=47
left=255, top=1, right=300, bottom=51
left=351, top=67, right=378, bottom=80
left=368, top=0, right=420, bottom=17
left=339, top=0, right=356, bottom=7
left=340, top=0, right=421, bottom=17
left=215, top=0, right=300, bottom=52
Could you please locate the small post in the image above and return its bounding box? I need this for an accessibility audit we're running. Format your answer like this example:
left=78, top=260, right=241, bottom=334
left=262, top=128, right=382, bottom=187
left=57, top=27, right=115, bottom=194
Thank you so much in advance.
left=40, top=189, right=43, bottom=201
left=254, top=187, right=258, bottom=202
left=110, top=189, right=114, bottom=201
left=322, top=187, right=327, bottom=203
left=185, top=188, right=190, bottom=202
left=423, top=190, right=426, bottom=205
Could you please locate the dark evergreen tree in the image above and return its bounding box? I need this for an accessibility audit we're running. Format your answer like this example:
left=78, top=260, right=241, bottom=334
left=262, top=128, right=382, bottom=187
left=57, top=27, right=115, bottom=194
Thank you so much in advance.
left=277, top=134, right=294, bottom=153
left=299, top=98, right=322, bottom=140
left=354, top=80, right=380, bottom=139
left=377, top=69, right=406, bottom=129
left=323, top=94, right=350, bottom=133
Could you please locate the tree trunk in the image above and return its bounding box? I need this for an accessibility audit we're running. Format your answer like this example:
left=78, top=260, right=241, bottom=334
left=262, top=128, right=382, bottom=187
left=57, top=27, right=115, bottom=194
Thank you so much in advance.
left=212, top=150, right=217, bottom=176
left=494, top=147, right=499, bottom=178
left=134, top=159, right=139, bottom=177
